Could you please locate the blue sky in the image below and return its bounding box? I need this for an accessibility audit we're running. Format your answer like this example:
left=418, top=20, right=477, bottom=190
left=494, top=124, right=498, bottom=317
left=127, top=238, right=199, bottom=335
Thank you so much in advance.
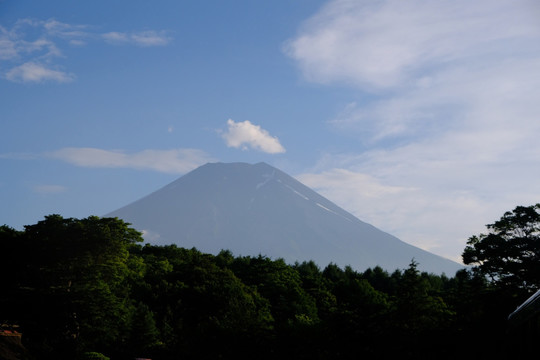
left=2, top=0, right=540, bottom=264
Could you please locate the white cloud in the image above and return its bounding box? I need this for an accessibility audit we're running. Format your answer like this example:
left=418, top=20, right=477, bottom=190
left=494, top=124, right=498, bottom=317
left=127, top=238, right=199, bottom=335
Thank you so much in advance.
left=222, top=119, right=286, bottom=154
left=42, top=18, right=89, bottom=38
left=69, top=39, right=87, bottom=47
left=102, top=30, right=171, bottom=47
left=287, top=0, right=540, bottom=263
left=1, top=18, right=172, bottom=83
left=285, top=0, right=540, bottom=90
left=131, top=30, right=171, bottom=46
left=6, top=61, right=75, bottom=83
left=0, top=26, right=17, bottom=60
left=141, top=229, right=161, bottom=243
left=101, top=32, right=129, bottom=43
left=48, top=147, right=215, bottom=174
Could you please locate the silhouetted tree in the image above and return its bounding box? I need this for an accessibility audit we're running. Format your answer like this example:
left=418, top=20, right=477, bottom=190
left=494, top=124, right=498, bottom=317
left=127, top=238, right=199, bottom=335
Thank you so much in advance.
left=463, top=204, right=540, bottom=292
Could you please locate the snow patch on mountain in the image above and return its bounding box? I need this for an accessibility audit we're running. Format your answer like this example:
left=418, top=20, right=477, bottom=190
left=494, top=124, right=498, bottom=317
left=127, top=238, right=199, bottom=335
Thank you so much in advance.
left=256, top=170, right=275, bottom=190
left=279, top=179, right=309, bottom=201
left=316, top=202, right=353, bottom=222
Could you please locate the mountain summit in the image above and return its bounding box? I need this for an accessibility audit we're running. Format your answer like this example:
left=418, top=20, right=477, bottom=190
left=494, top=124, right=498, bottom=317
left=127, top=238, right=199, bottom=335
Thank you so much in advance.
left=107, top=162, right=463, bottom=274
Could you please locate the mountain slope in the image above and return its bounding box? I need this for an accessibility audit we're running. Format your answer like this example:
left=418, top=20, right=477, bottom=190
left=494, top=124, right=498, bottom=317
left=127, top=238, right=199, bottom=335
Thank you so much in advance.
left=107, top=162, right=463, bottom=274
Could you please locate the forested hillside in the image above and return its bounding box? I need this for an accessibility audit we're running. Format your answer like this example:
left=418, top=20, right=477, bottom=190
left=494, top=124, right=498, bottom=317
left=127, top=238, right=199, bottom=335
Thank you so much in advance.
left=0, top=210, right=536, bottom=360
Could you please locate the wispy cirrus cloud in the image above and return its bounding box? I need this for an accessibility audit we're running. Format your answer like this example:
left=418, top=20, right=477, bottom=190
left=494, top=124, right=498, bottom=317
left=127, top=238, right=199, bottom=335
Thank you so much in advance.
left=286, top=0, right=540, bottom=144
left=47, top=147, right=214, bottom=174
left=221, top=119, right=286, bottom=154
left=287, top=0, right=540, bottom=262
left=102, top=30, right=172, bottom=47
left=0, top=18, right=172, bottom=83
left=285, top=0, right=540, bottom=90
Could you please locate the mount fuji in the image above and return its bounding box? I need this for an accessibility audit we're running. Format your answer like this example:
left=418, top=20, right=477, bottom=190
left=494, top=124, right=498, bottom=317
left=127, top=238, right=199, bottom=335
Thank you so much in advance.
left=107, top=162, right=463, bottom=275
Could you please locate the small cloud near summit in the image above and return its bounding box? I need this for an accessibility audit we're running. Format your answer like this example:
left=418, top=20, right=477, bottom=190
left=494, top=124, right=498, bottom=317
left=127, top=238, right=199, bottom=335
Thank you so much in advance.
left=221, top=119, right=286, bottom=154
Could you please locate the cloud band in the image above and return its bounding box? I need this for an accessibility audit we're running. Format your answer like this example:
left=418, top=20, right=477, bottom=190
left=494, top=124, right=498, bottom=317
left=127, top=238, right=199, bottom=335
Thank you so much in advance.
left=47, top=147, right=214, bottom=174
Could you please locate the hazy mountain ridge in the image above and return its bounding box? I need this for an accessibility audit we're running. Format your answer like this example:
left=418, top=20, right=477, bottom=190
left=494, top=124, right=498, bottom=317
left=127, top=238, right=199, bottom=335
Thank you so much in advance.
left=107, top=162, right=463, bottom=274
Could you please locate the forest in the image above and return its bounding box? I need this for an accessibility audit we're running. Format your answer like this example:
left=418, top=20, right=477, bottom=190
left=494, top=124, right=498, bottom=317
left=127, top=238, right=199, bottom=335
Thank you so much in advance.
left=1, top=204, right=539, bottom=360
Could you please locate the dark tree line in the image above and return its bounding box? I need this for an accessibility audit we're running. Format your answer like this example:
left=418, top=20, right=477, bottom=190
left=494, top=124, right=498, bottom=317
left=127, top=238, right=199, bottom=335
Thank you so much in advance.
left=1, top=205, right=539, bottom=359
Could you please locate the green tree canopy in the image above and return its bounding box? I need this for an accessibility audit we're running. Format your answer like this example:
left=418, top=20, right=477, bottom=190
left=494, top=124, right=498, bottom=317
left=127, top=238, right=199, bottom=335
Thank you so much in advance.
left=2, top=215, right=144, bottom=358
left=0, top=213, right=521, bottom=359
